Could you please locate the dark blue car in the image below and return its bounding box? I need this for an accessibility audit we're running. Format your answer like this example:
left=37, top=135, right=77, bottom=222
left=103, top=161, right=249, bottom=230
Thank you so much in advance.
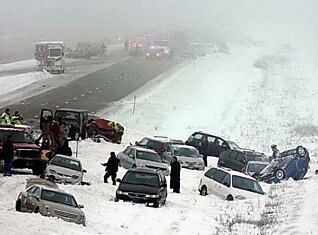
left=258, top=146, right=310, bottom=183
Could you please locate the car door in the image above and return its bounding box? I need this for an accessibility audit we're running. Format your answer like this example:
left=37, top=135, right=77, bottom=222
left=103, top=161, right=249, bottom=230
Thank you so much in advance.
left=119, top=148, right=132, bottom=169
left=40, top=109, right=53, bottom=129
left=211, top=170, right=227, bottom=197
left=203, top=168, right=216, bottom=193
left=25, top=186, right=39, bottom=212
left=127, top=149, right=137, bottom=168
left=22, top=186, right=36, bottom=211
left=228, top=150, right=239, bottom=170
left=214, top=138, right=230, bottom=157
left=186, top=133, right=203, bottom=149
left=236, top=153, right=247, bottom=172
left=159, top=172, right=168, bottom=201
left=207, top=136, right=216, bottom=156
left=28, top=187, right=41, bottom=212
left=219, top=172, right=231, bottom=199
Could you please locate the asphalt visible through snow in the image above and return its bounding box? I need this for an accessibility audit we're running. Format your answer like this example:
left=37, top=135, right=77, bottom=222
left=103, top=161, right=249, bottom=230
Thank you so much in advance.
left=5, top=57, right=180, bottom=120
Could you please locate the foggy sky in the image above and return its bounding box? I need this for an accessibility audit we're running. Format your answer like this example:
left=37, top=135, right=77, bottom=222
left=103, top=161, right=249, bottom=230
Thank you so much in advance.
left=0, top=0, right=317, bottom=62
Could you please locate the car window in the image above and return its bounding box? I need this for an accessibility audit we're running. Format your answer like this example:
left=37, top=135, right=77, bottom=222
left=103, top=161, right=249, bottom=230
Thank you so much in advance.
left=136, top=151, right=162, bottom=162
left=50, top=156, right=81, bottom=171
left=237, top=153, right=246, bottom=163
left=122, top=171, right=160, bottom=187
left=55, top=111, right=79, bottom=121
left=207, top=136, right=216, bottom=143
left=41, top=189, right=78, bottom=207
left=138, top=138, right=149, bottom=146
left=215, top=138, right=223, bottom=145
left=204, top=168, right=216, bottom=179
left=26, top=186, right=36, bottom=194
left=33, top=187, right=41, bottom=196
left=247, top=163, right=268, bottom=174
left=0, top=131, right=34, bottom=144
left=220, top=149, right=231, bottom=159
left=212, top=170, right=227, bottom=183
left=123, top=148, right=132, bottom=155
left=232, top=176, right=264, bottom=194
left=193, top=133, right=203, bottom=140
left=175, top=147, right=199, bottom=157
left=221, top=173, right=231, bottom=187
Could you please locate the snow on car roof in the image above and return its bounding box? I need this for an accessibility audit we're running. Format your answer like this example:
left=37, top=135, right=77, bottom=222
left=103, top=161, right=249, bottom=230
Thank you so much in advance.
left=54, top=154, right=81, bottom=161
left=171, top=144, right=196, bottom=149
left=133, top=146, right=158, bottom=153
left=37, top=41, right=65, bottom=45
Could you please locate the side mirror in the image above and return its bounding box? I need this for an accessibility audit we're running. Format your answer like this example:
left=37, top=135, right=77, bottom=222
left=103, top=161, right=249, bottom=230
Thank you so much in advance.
left=82, top=169, right=87, bottom=173
left=116, top=178, right=122, bottom=183
left=78, top=204, right=84, bottom=209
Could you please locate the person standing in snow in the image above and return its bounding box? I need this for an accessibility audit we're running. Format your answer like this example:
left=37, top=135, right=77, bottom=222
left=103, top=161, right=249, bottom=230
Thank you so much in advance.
left=170, top=156, right=181, bottom=193
left=3, top=135, right=14, bottom=176
left=1, top=108, right=11, bottom=125
left=199, top=136, right=209, bottom=167
left=101, top=152, right=120, bottom=185
left=59, top=121, right=69, bottom=146
left=271, top=144, right=281, bottom=161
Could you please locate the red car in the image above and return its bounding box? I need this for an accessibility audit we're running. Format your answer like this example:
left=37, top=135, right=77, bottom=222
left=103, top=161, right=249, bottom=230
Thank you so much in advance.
left=87, top=118, right=116, bottom=143
left=0, top=126, right=40, bottom=174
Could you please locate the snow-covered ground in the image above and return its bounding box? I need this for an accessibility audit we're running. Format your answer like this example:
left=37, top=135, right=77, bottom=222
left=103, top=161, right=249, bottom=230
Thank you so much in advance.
left=0, top=42, right=317, bottom=234
left=0, top=59, right=37, bottom=73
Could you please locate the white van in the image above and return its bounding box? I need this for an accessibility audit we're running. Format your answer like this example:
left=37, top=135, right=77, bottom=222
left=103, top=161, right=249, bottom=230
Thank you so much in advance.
left=198, top=166, right=264, bottom=200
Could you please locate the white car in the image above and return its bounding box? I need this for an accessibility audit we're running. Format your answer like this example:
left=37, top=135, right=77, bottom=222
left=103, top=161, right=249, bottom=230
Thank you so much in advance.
left=45, top=154, right=86, bottom=184
left=117, top=146, right=170, bottom=176
left=198, top=166, right=264, bottom=200
left=163, top=145, right=205, bottom=170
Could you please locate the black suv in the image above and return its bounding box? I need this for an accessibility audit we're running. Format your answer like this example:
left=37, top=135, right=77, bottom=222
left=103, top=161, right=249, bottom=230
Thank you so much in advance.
left=40, top=108, right=88, bottom=140
left=217, top=149, right=269, bottom=172
left=115, top=168, right=167, bottom=208
left=185, top=131, right=231, bottom=157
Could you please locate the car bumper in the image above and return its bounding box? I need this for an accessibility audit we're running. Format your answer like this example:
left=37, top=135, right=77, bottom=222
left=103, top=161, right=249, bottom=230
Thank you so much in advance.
left=182, top=165, right=205, bottom=171
left=12, top=157, right=41, bottom=169
left=116, top=194, right=159, bottom=204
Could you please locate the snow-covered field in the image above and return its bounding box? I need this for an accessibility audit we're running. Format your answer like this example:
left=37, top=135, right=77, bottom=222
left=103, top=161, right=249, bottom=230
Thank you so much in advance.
left=0, top=42, right=317, bottom=234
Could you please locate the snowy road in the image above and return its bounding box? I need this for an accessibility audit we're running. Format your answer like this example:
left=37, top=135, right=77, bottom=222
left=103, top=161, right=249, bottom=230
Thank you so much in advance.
left=0, top=42, right=317, bottom=234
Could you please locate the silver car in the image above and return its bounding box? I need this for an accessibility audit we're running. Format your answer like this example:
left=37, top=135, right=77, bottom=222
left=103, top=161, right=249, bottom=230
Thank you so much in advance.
left=45, top=154, right=86, bottom=184
left=118, top=146, right=169, bottom=176
left=164, top=145, right=205, bottom=170
left=15, top=184, right=86, bottom=226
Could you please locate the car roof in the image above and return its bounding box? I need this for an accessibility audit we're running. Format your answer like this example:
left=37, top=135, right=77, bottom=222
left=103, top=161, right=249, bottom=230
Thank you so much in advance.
left=128, top=167, right=160, bottom=174
left=213, top=166, right=256, bottom=180
left=56, top=108, right=88, bottom=113
left=0, top=127, right=26, bottom=133
left=247, top=161, right=269, bottom=165
left=29, top=184, right=71, bottom=194
left=130, top=146, right=158, bottom=153
left=192, top=131, right=224, bottom=139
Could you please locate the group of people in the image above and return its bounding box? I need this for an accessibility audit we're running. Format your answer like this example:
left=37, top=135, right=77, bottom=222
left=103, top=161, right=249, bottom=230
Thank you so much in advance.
left=1, top=108, right=23, bottom=125
left=101, top=152, right=182, bottom=193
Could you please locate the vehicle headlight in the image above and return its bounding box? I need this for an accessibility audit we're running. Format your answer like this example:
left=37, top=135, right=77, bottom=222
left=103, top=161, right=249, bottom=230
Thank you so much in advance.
left=156, top=53, right=160, bottom=56
left=146, top=53, right=150, bottom=56
left=44, top=206, right=51, bottom=216
left=49, top=169, right=56, bottom=174
left=117, top=190, right=129, bottom=195
left=72, top=175, right=79, bottom=179
left=145, top=194, right=160, bottom=198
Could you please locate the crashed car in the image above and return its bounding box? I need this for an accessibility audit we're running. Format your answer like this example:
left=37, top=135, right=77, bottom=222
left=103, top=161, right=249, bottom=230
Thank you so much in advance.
left=258, top=146, right=310, bottom=183
left=87, top=118, right=116, bottom=143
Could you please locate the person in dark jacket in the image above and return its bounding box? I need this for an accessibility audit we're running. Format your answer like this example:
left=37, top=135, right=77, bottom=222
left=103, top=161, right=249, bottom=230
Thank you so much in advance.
left=170, top=156, right=181, bottom=193
left=3, top=135, right=14, bottom=176
left=101, top=152, right=120, bottom=185
left=199, top=136, right=209, bottom=167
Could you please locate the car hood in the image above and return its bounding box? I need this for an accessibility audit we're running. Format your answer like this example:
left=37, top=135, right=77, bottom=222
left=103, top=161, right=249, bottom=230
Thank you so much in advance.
left=118, top=183, right=160, bottom=194
left=47, top=164, right=82, bottom=177
left=137, top=159, right=168, bottom=169
left=12, top=143, right=39, bottom=150
left=42, top=199, right=84, bottom=215
left=177, top=156, right=203, bottom=164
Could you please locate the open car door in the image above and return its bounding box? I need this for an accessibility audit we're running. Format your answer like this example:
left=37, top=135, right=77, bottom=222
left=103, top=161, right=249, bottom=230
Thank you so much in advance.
left=39, top=109, right=53, bottom=130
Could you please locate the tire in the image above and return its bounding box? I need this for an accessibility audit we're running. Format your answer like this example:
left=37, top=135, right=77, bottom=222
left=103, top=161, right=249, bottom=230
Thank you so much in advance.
left=276, top=169, right=285, bottom=180
left=200, top=186, right=208, bottom=196
left=132, top=165, right=136, bottom=168
left=226, top=195, right=234, bottom=201
left=296, top=146, right=306, bottom=158
left=114, top=197, right=119, bottom=202
left=153, top=199, right=160, bottom=208
left=34, top=207, right=39, bottom=213
left=15, top=200, right=21, bottom=212
left=81, top=131, right=87, bottom=140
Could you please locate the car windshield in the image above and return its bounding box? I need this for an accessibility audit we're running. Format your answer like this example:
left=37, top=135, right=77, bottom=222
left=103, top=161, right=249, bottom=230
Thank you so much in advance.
left=232, top=175, right=264, bottom=194
left=247, top=163, right=268, bottom=174
left=246, top=154, right=268, bottom=162
left=228, top=141, right=240, bottom=149
left=137, top=151, right=162, bottom=163
left=50, top=156, right=81, bottom=171
left=122, top=171, right=159, bottom=187
left=41, top=189, right=78, bottom=207
left=55, top=111, right=79, bottom=121
left=174, top=147, right=199, bottom=157
left=0, top=131, right=34, bottom=144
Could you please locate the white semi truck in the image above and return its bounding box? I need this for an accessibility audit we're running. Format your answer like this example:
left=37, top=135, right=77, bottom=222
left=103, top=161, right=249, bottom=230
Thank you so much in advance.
left=35, top=41, right=65, bottom=74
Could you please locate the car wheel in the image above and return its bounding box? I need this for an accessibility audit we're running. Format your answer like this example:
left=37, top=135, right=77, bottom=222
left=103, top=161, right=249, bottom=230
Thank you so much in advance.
left=132, top=165, right=136, bottom=168
left=296, top=146, right=306, bottom=157
left=15, top=200, right=21, bottom=212
left=226, top=195, right=234, bottom=201
left=114, top=196, right=119, bottom=202
left=200, top=186, right=208, bottom=196
left=34, top=207, right=39, bottom=213
left=276, top=169, right=285, bottom=180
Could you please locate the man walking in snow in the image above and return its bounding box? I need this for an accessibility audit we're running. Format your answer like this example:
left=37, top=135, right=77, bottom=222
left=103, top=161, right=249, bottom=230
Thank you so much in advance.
left=199, top=136, right=209, bottom=167
left=101, top=152, right=120, bottom=185
left=170, top=156, right=181, bottom=193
